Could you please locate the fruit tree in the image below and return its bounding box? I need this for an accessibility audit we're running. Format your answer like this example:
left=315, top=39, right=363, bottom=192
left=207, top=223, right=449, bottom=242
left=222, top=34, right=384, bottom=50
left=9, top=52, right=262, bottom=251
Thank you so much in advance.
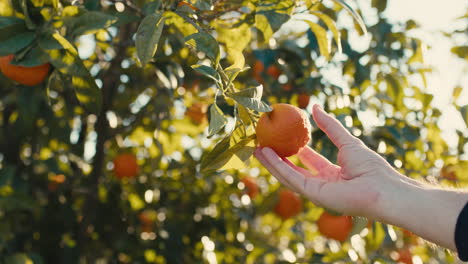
left=0, top=0, right=467, bottom=263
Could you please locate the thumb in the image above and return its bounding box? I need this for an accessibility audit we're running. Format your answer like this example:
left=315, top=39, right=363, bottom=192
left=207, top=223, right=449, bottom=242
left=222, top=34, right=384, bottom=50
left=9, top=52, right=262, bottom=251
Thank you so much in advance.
left=312, top=104, right=360, bottom=148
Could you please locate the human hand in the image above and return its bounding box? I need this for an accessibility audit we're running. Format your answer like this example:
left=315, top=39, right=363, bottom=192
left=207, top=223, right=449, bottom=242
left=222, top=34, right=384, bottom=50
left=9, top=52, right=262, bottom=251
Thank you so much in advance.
left=254, top=105, right=409, bottom=218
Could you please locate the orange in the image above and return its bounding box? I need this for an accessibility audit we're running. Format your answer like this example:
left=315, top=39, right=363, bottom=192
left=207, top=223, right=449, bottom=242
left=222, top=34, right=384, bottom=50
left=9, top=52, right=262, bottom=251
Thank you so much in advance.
left=0, top=54, right=50, bottom=86
left=274, top=189, right=302, bottom=220
left=253, top=60, right=265, bottom=83
left=113, top=153, right=139, bottom=179
left=256, top=104, right=311, bottom=157
left=395, top=248, right=413, bottom=264
left=266, top=65, right=281, bottom=79
left=297, top=93, right=310, bottom=109
left=282, top=83, right=293, bottom=92
left=47, top=174, right=66, bottom=192
left=317, top=211, right=353, bottom=242
left=240, top=176, right=259, bottom=199
left=186, top=102, right=208, bottom=125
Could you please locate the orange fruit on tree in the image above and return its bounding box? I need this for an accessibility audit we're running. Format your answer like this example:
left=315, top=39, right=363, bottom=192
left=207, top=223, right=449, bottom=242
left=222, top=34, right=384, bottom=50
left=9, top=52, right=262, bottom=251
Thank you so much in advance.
left=274, top=189, right=302, bottom=220
left=297, top=93, right=310, bottom=109
left=47, top=174, right=66, bottom=192
left=186, top=102, right=208, bottom=125
left=0, top=54, right=51, bottom=86
left=240, top=176, right=259, bottom=199
left=281, top=83, right=293, bottom=92
left=253, top=60, right=265, bottom=83
left=317, top=211, right=353, bottom=242
left=113, top=153, right=139, bottom=179
left=395, top=248, right=413, bottom=264
left=256, top=103, right=311, bottom=157
left=266, top=65, right=281, bottom=79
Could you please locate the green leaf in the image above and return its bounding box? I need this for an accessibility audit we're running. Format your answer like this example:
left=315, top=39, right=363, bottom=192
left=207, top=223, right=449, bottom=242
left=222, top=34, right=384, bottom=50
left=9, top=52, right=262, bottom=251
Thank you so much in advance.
left=0, top=32, right=35, bottom=56
left=136, top=12, right=166, bottom=66
left=200, top=134, right=255, bottom=173
left=143, top=0, right=162, bottom=15
left=303, top=20, right=330, bottom=59
left=185, top=32, right=220, bottom=64
left=216, top=23, right=251, bottom=69
left=41, top=33, right=101, bottom=113
left=461, top=105, right=468, bottom=128
left=225, top=66, right=250, bottom=88
left=255, top=0, right=294, bottom=42
left=200, top=136, right=230, bottom=171
left=368, top=222, right=386, bottom=250
left=332, top=0, right=368, bottom=35
left=237, top=104, right=252, bottom=126
left=228, top=86, right=273, bottom=112
left=20, top=0, right=36, bottom=30
left=311, top=12, right=342, bottom=53
left=208, top=103, right=228, bottom=136
left=255, top=11, right=290, bottom=42
left=0, top=17, right=28, bottom=41
left=68, top=11, right=117, bottom=36
left=191, top=64, right=221, bottom=84
left=10, top=46, right=49, bottom=67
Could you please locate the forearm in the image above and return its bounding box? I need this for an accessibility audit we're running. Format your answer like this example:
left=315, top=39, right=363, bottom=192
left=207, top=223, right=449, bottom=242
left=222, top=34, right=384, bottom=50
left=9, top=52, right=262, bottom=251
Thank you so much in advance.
left=374, top=174, right=468, bottom=250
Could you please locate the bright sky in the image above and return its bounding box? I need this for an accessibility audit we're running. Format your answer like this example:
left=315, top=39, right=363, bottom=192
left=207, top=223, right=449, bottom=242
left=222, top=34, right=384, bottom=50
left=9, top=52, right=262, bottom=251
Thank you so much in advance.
left=385, top=0, right=468, bottom=148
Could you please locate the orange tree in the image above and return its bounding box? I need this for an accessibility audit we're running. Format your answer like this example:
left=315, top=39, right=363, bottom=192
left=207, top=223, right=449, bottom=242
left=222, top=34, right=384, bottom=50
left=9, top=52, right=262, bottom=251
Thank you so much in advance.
left=0, top=0, right=467, bottom=263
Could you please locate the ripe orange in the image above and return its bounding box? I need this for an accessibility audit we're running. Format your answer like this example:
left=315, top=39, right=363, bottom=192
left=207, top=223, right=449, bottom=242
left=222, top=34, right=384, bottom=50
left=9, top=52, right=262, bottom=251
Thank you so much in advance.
left=317, top=211, right=353, bottom=242
left=266, top=65, right=281, bottom=79
left=0, top=54, right=50, bottom=86
left=395, top=248, right=413, bottom=264
left=256, top=104, right=311, bottom=157
left=253, top=60, right=265, bottom=83
left=274, top=189, right=302, bottom=220
left=47, top=174, right=66, bottom=192
left=281, top=83, right=293, bottom=92
left=297, top=93, right=310, bottom=109
left=240, top=176, right=259, bottom=199
left=186, top=102, right=208, bottom=125
left=113, top=153, right=139, bottom=179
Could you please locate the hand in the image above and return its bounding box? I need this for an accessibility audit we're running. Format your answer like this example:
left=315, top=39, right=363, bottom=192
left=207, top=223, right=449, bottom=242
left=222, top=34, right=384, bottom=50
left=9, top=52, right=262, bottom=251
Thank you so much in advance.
left=255, top=104, right=468, bottom=252
left=254, top=104, right=409, bottom=218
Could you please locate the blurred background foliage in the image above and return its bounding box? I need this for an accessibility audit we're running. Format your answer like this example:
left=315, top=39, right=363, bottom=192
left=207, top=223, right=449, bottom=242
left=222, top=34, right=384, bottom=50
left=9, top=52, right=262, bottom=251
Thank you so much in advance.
left=0, top=0, right=467, bottom=263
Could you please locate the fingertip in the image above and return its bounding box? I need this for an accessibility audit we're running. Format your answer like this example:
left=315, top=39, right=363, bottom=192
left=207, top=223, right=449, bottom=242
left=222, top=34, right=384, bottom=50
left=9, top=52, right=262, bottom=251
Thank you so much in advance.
left=261, top=147, right=277, bottom=158
left=312, top=104, right=322, bottom=112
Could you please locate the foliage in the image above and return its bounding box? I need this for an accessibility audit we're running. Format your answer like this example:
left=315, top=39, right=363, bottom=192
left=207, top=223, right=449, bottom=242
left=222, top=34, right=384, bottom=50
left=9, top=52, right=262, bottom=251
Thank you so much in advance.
left=0, top=0, right=466, bottom=263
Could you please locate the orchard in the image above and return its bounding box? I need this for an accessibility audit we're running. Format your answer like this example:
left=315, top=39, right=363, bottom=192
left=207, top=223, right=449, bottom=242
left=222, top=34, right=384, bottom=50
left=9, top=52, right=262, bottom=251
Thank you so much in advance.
left=0, top=0, right=467, bottom=263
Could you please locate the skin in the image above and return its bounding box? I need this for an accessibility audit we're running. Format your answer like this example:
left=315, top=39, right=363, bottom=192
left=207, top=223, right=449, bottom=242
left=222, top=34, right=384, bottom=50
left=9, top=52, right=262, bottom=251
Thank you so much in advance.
left=254, top=104, right=468, bottom=252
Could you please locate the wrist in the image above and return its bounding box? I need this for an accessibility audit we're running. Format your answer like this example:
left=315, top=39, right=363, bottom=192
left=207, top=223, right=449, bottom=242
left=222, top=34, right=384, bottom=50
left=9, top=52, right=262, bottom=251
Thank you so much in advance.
left=370, top=171, right=418, bottom=222
left=371, top=172, right=468, bottom=250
